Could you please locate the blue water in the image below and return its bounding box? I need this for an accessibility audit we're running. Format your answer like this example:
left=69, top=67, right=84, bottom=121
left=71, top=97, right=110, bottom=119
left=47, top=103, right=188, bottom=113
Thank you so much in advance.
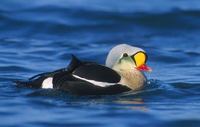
left=0, top=0, right=200, bottom=127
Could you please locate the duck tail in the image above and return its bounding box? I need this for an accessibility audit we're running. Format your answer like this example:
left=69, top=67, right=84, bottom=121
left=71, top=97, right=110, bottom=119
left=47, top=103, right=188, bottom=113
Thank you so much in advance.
left=13, top=79, right=42, bottom=88
left=13, top=80, right=29, bottom=88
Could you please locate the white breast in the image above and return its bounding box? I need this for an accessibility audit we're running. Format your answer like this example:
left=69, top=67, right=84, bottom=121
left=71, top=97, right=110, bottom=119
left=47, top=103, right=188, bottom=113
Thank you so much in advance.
left=117, top=70, right=146, bottom=90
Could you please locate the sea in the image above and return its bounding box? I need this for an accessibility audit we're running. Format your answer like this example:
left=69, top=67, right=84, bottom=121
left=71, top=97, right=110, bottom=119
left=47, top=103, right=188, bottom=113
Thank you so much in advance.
left=0, top=0, right=200, bottom=127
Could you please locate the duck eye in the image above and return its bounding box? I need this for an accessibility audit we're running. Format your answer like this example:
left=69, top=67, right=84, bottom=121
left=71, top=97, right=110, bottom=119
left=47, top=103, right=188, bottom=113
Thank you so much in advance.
left=123, top=53, right=128, bottom=57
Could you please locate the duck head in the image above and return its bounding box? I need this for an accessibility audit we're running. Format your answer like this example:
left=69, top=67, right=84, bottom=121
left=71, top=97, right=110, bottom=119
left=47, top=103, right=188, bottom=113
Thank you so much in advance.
left=106, top=44, right=152, bottom=90
left=106, top=44, right=152, bottom=72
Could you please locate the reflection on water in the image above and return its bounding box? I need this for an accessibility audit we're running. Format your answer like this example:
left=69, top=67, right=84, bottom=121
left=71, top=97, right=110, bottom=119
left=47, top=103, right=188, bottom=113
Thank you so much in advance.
left=115, top=98, right=147, bottom=112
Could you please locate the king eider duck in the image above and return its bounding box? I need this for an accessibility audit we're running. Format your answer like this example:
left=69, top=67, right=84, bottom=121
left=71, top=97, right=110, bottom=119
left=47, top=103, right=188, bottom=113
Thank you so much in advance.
left=16, top=44, right=152, bottom=95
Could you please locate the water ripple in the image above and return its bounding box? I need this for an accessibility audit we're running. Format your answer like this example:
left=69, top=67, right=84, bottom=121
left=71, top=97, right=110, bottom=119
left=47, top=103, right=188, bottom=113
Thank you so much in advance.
left=0, top=1, right=200, bottom=127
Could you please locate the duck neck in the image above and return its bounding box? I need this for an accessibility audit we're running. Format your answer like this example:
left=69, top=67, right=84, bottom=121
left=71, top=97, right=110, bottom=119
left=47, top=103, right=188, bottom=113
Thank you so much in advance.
left=113, top=67, right=147, bottom=90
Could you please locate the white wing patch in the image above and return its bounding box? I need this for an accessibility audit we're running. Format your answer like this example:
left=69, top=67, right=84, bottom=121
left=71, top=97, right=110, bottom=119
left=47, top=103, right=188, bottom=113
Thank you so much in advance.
left=42, top=77, right=53, bottom=89
left=73, top=74, right=116, bottom=87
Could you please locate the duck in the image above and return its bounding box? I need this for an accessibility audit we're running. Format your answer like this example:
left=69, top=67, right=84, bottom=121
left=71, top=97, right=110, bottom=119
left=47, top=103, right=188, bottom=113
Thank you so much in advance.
left=15, top=44, right=152, bottom=95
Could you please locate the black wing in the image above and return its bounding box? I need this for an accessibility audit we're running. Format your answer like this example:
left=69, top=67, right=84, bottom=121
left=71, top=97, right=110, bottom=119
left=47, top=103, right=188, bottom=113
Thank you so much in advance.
left=72, top=64, right=121, bottom=83
left=52, top=70, right=130, bottom=95
left=68, top=55, right=121, bottom=83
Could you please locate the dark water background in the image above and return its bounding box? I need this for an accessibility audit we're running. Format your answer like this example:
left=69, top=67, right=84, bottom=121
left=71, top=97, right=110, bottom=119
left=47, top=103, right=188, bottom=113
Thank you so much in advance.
left=0, top=0, right=200, bottom=127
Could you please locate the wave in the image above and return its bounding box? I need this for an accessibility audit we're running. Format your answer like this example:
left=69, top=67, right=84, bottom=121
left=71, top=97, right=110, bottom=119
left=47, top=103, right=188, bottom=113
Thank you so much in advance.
left=1, top=6, right=200, bottom=36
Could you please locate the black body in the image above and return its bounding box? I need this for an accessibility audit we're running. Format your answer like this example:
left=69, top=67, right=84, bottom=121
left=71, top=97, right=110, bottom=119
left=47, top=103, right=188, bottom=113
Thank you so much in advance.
left=15, top=55, right=131, bottom=95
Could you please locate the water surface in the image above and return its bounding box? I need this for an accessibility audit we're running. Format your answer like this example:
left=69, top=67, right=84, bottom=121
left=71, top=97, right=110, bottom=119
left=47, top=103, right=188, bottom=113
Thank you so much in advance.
left=0, top=0, right=200, bottom=127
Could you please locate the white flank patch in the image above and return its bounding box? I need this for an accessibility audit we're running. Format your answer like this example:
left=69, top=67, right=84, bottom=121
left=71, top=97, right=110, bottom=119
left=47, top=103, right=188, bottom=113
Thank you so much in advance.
left=72, top=75, right=116, bottom=87
left=42, top=77, right=53, bottom=89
